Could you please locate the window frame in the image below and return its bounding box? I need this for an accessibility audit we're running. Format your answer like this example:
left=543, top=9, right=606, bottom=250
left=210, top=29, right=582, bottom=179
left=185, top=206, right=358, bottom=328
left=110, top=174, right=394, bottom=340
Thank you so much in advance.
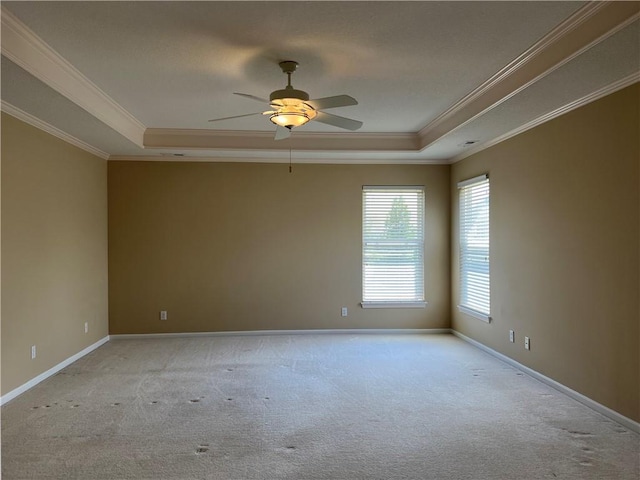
left=457, top=174, right=491, bottom=322
left=361, top=185, right=427, bottom=309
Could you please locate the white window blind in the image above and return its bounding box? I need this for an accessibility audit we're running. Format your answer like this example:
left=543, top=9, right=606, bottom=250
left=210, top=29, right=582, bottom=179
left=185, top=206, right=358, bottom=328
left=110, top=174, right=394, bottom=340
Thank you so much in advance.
left=458, top=174, right=490, bottom=320
left=362, top=186, right=425, bottom=307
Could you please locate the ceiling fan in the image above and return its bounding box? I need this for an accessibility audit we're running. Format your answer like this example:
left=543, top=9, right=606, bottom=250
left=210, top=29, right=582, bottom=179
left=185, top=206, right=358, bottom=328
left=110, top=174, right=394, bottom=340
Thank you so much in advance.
left=208, top=61, right=363, bottom=140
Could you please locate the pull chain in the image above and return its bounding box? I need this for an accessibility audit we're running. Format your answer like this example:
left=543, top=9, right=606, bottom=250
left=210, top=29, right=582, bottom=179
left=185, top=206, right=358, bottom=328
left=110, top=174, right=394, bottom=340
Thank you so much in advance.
left=289, top=148, right=292, bottom=173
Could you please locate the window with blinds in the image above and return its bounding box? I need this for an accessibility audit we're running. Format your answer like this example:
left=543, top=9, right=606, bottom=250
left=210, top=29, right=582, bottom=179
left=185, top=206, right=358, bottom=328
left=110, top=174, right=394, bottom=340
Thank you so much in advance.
left=362, top=186, right=425, bottom=308
left=458, top=174, right=491, bottom=321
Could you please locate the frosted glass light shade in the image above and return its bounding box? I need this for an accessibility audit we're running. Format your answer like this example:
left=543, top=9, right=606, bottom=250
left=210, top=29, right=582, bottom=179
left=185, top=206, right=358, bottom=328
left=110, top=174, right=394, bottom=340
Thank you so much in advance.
left=269, top=101, right=317, bottom=128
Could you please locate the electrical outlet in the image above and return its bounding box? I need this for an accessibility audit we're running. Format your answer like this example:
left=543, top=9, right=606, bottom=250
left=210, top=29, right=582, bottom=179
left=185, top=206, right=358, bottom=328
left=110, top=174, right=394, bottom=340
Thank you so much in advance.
left=525, top=336, right=530, bottom=350
left=341, top=307, right=348, bottom=317
left=84, top=322, right=89, bottom=334
left=509, top=330, right=515, bottom=343
left=31, top=345, right=37, bottom=359
left=160, top=311, right=168, bottom=321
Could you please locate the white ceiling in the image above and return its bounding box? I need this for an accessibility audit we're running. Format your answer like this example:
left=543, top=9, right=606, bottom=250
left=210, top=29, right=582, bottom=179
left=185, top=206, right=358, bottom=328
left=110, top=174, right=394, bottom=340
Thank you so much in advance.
left=1, top=1, right=638, bottom=164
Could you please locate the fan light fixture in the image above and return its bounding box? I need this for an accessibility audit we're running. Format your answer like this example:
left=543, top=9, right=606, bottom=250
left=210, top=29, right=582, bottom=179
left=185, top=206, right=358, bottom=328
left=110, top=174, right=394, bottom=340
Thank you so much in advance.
left=269, top=99, right=318, bottom=128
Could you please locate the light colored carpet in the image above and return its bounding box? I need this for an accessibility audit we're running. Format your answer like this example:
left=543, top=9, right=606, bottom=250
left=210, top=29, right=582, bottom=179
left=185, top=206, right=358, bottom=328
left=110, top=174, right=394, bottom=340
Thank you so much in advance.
left=1, top=333, right=638, bottom=479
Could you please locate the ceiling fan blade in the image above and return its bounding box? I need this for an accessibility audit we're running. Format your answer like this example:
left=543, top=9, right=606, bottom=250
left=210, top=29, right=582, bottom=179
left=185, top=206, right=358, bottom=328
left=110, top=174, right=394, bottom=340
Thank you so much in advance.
left=234, top=92, right=269, bottom=104
left=307, top=95, right=358, bottom=110
left=208, top=112, right=264, bottom=122
left=274, top=125, right=291, bottom=141
left=313, top=111, right=363, bottom=131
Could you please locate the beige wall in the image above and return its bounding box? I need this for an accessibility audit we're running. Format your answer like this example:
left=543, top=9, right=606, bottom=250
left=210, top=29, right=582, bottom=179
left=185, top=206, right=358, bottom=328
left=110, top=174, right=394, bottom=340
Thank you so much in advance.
left=108, top=162, right=450, bottom=334
left=1, top=113, right=109, bottom=396
left=451, top=84, right=639, bottom=421
left=3, top=84, right=636, bottom=423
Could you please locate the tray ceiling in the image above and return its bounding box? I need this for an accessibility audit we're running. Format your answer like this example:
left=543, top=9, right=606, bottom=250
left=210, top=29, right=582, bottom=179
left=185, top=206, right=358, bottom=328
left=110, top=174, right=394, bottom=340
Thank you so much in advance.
left=1, top=1, right=638, bottom=164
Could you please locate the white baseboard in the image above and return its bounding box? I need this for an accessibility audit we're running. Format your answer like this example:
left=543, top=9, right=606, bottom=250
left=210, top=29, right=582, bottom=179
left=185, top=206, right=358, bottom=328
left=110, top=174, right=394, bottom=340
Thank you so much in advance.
left=451, top=330, right=640, bottom=434
left=1, top=336, right=110, bottom=406
left=110, top=328, right=451, bottom=340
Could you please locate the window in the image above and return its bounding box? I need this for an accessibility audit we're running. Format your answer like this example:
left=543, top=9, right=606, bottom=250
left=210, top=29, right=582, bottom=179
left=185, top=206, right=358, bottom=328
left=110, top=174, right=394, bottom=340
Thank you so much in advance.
left=362, top=186, right=426, bottom=308
left=458, top=174, right=491, bottom=322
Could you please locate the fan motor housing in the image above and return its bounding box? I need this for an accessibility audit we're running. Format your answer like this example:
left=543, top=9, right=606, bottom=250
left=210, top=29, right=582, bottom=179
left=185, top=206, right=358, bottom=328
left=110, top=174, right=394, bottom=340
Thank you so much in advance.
left=270, top=88, right=310, bottom=103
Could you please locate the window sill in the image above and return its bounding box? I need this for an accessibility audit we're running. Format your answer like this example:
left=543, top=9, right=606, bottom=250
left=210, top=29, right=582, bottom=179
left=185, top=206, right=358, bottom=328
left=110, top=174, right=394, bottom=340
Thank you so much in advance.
left=361, top=301, right=427, bottom=309
left=458, top=305, right=491, bottom=323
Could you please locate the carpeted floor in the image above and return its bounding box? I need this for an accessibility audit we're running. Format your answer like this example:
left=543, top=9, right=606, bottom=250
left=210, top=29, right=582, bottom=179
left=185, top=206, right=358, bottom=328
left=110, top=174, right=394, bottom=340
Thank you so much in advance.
left=2, top=333, right=638, bottom=479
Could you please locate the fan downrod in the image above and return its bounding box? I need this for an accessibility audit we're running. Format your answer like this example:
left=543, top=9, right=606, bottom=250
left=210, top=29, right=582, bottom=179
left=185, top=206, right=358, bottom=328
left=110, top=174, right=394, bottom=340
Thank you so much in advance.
left=270, top=60, right=309, bottom=103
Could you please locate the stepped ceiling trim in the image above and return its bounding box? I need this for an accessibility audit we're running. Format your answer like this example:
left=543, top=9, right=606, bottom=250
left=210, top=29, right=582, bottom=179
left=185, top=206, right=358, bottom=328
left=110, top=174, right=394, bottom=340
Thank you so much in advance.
left=417, top=1, right=640, bottom=150
left=144, top=129, right=420, bottom=153
left=1, top=7, right=146, bottom=147
left=450, top=71, right=640, bottom=164
left=1, top=101, right=110, bottom=159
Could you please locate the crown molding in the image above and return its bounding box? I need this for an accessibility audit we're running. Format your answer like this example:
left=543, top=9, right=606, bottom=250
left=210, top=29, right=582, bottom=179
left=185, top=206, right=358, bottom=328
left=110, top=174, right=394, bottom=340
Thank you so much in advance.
left=108, top=155, right=444, bottom=165
left=1, top=6, right=146, bottom=147
left=449, top=74, right=640, bottom=164
left=417, top=1, right=640, bottom=151
left=2, top=101, right=110, bottom=159
left=144, top=128, right=420, bottom=152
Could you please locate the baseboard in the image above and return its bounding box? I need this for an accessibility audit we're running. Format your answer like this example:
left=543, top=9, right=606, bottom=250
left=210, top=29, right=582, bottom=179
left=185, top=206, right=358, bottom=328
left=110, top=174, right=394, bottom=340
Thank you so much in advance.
left=451, top=330, right=640, bottom=434
left=0, top=336, right=110, bottom=406
left=110, top=328, right=451, bottom=340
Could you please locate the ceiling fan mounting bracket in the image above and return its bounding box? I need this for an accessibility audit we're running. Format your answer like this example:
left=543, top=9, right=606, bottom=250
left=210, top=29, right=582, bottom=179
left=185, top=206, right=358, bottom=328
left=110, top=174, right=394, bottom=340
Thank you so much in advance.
left=278, top=61, right=299, bottom=75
